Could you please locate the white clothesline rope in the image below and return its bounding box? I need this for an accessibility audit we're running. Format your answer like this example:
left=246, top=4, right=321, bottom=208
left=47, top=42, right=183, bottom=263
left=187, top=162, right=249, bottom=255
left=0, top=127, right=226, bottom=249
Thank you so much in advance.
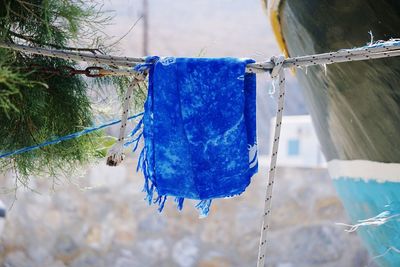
left=1, top=39, right=399, bottom=74
left=2, top=39, right=400, bottom=267
left=255, top=39, right=399, bottom=267
left=257, top=55, right=285, bottom=267
left=106, top=72, right=147, bottom=167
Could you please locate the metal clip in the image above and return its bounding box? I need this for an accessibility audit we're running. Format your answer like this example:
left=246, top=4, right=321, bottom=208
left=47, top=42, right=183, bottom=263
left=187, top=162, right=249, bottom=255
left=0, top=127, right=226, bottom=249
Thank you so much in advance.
left=85, top=66, right=105, bottom=77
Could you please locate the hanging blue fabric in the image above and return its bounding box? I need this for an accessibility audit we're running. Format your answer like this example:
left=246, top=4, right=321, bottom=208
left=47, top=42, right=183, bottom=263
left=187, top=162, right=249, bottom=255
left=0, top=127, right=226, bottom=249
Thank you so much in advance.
left=130, top=57, right=258, bottom=217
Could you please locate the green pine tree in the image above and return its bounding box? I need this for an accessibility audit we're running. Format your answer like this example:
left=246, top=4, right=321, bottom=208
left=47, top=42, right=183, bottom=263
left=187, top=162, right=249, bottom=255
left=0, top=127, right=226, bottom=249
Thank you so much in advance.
left=0, top=0, right=138, bottom=179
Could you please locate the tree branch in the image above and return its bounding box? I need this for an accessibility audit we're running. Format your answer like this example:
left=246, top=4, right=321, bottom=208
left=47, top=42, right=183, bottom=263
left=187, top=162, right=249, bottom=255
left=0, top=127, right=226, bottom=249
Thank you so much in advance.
left=8, top=30, right=105, bottom=54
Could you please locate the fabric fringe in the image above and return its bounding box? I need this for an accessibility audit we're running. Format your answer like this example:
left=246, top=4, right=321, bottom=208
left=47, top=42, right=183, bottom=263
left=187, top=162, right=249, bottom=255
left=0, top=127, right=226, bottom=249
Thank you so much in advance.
left=130, top=124, right=168, bottom=212
left=196, top=199, right=212, bottom=218
left=174, top=197, right=185, bottom=211
left=154, top=195, right=167, bottom=212
left=129, top=116, right=215, bottom=216
left=137, top=145, right=156, bottom=206
left=124, top=117, right=143, bottom=151
left=135, top=138, right=212, bottom=215
left=126, top=116, right=156, bottom=207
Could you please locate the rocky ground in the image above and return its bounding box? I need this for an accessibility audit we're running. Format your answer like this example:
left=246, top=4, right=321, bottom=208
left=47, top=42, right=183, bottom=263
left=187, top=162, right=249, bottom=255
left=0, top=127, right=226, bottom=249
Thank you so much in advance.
left=0, top=157, right=376, bottom=267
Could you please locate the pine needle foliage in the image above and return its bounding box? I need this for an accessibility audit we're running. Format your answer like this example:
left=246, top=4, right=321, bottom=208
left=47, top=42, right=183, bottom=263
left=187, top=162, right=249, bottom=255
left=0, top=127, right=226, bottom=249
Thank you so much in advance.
left=0, top=0, right=120, bottom=179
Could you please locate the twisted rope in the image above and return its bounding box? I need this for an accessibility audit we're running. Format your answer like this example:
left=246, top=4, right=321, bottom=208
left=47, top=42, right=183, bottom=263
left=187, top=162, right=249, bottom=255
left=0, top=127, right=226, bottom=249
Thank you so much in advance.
left=255, top=39, right=400, bottom=267
left=257, top=56, right=285, bottom=267
left=106, top=72, right=147, bottom=166
left=246, top=39, right=400, bottom=73
left=1, top=39, right=399, bottom=75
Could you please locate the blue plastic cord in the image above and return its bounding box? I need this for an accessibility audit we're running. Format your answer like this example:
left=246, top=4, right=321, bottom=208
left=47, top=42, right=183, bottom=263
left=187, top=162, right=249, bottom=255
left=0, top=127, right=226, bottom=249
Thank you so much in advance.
left=0, top=112, right=144, bottom=159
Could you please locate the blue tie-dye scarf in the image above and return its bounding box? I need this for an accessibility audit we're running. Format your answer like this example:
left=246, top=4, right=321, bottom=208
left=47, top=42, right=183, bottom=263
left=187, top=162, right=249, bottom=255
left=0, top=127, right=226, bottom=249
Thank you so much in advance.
left=130, top=57, right=257, bottom=216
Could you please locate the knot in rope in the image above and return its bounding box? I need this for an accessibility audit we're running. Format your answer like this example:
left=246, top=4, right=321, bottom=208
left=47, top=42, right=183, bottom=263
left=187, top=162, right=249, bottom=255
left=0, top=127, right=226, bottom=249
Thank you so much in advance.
left=269, top=55, right=285, bottom=79
left=133, top=71, right=147, bottom=82
left=134, top=56, right=160, bottom=72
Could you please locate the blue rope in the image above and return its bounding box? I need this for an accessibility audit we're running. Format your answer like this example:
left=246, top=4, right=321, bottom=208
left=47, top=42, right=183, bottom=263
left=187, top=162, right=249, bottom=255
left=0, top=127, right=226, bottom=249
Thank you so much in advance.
left=0, top=112, right=144, bottom=159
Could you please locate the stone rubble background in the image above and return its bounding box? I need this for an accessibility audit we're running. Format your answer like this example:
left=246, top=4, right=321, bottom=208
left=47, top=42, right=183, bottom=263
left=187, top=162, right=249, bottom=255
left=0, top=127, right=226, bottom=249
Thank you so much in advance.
left=0, top=158, right=377, bottom=267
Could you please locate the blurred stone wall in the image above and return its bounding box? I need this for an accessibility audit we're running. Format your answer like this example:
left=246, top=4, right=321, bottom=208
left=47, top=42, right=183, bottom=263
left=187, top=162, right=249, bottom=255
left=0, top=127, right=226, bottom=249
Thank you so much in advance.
left=0, top=158, right=376, bottom=267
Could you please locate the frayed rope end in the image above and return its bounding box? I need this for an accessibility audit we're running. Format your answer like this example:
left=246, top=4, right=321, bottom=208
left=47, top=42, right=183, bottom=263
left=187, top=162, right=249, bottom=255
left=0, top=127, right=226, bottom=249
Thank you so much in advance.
left=106, top=143, right=125, bottom=166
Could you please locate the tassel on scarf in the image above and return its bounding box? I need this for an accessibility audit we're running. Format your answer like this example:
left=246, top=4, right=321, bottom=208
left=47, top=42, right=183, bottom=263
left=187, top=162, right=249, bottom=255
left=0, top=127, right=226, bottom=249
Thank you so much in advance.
left=196, top=200, right=212, bottom=218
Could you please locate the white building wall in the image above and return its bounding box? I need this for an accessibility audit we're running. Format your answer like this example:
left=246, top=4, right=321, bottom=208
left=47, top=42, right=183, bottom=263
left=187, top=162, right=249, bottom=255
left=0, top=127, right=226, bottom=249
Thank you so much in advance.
left=267, top=115, right=326, bottom=168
